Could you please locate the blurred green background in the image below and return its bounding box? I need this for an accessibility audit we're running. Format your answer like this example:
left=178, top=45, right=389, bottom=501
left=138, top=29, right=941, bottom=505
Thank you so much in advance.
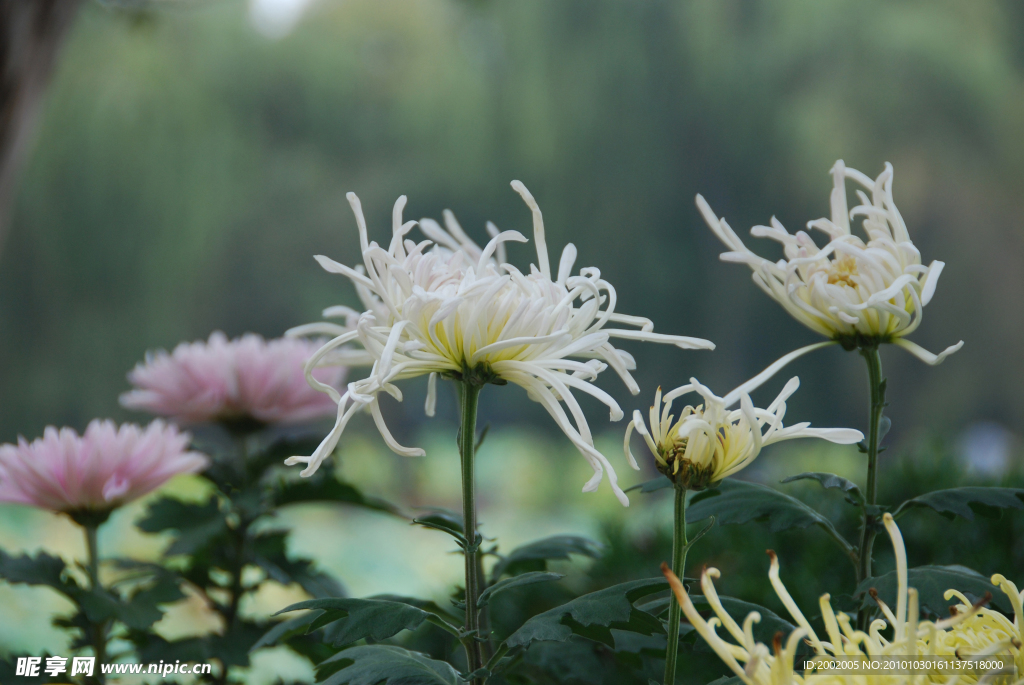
left=1, top=0, right=1023, bottom=681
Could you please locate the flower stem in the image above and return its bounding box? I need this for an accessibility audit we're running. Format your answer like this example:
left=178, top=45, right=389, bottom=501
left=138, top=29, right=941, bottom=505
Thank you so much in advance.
left=459, top=380, right=484, bottom=683
left=663, top=485, right=689, bottom=685
left=215, top=434, right=252, bottom=685
left=83, top=524, right=107, bottom=684
left=856, top=346, right=884, bottom=630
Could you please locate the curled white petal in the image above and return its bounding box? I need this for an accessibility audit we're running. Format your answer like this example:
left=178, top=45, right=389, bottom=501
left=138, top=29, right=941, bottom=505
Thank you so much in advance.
left=288, top=183, right=712, bottom=503
left=628, top=363, right=862, bottom=486
left=698, top=161, right=962, bottom=361
left=892, top=337, right=964, bottom=365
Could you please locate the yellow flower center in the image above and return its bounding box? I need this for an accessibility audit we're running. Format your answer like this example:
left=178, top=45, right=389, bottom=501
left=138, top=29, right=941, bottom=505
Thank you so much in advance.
left=657, top=408, right=722, bottom=490
left=825, top=254, right=859, bottom=288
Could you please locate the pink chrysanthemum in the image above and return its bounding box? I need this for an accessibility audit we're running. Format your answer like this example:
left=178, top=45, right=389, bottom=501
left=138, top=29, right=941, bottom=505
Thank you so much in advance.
left=0, top=420, right=208, bottom=514
left=120, top=332, right=347, bottom=425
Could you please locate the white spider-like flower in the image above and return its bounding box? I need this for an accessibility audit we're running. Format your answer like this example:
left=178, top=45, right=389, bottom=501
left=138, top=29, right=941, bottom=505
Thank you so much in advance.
left=662, top=513, right=1023, bottom=685
left=287, top=181, right=714, bottom=505
left=624, top=359, right=862, bottom=490
left=697, top=160, right=963, bottom=365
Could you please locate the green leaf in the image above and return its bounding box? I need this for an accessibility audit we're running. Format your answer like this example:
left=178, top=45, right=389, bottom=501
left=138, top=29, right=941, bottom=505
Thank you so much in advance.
left=504, top=578, right=667, bottom=650
left=478, top=571, right=564, bottom=607
left=781, top=472, right=864, bottom=505
left=0, top=549, right=71, bottom=593
left=0, top=552, right=178, bottom=630
left=277, top=597, right=432, bottom=647
left=136, top=496, right=222, bottom=533
left=491, top=535, right=603, bottom=580
left=856, top=565, right=1011, bottom=618
left=894, top=487, right=1024, bottom=521
left=636, top=594, right=799, bottom=650
left=317, top=645, right=462, bottom=685
left=251, top=613, right=320, bottom=652
left=273, top=477, right=400, bottom=515
left=877, top=415, right=892, bottom=444
left=624, top=476, right=673, bottom=494
left=109, top=558, right=186, bottom=626
left=707, top=677, right=743, bottom=685
left=136, top=496, right=229, bottom=556
left=689, top=596, right=803, bottom=653
left=519, top=637, right=615, bottom=684
left=0, top=653, right=59, bottom=684
left=689, top=479, right=841, bottom=535
left=250, top=530, right=346, bottom=598
left=412, top=508, right=466, bottom=545
left=368, top=594, right=457, bottom=620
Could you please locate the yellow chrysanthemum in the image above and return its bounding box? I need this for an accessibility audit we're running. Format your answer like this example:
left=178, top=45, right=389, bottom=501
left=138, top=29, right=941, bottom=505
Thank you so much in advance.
left=663, top=513, right=1022, bottom=685
left=625, top=372, right=861, bottom=489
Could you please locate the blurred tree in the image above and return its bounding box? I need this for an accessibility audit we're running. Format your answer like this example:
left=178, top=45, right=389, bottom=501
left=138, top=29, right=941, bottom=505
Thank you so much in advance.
left=0, top=0, right=82, bottom=251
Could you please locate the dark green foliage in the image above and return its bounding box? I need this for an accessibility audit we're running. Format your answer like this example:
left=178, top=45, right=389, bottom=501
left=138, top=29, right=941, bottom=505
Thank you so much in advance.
left=781, top=472, right=864, bottom=506
left=125, top=433, right=397, bottom=680
left=491, top=535, right=604, bottom=580
left=316, top=645, right=463, bottom=685
left=504, top=578, right=667, bottom=650
left=273, top=597, right=436, bottom=647
left=894, top=487, right=1024, bottom=521
left=413, top=508, right=467, bottom=546
left=637, top=594, right=799, bottom=652
left=478, top=572, right=564, bottom=607
left=689, top=480, right=847, bottom=544
left=624, top=477, right=673, bottom=494
left=0, top=550, right=183, bottom=631
left=855, top=565, right=1010, bottom=618
left=273, top=477, right=400, bottom=515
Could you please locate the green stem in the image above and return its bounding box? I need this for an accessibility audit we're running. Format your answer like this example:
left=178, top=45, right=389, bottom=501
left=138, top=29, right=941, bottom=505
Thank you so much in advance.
left=856, top=346, right=884, bottom=630
left=663, top=485, right=689, bottom=685
left=83, top=524, right=106, bottom=684
left=459, top=380, right=484, bottom=683
left=214, top=435, right=254, bottom=685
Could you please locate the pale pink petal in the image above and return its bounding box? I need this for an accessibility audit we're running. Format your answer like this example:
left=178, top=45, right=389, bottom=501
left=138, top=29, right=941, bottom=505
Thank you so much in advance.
left=0, top=420, right=209, bottom=514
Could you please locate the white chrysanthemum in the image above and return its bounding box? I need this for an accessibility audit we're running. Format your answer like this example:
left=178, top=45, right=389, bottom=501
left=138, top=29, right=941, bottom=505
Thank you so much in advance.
left=624, top=367, right=862, bottom=489
left=287, top=181, right=714, bottom=505
left=663, top=513, right=1022, bottom=685
left=696, top=160, right=963, bottom=365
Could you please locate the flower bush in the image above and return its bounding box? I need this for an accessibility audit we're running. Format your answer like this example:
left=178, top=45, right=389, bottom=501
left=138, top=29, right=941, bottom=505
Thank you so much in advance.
left=2, top=165, right=1021, bottom=685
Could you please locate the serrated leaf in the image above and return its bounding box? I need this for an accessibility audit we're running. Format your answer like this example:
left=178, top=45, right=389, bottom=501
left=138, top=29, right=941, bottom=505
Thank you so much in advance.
left=273, top=477, right=400, bottom=515
left=856, top=565, right=1011, bottom=618
left=894, top=487, right=1024, bottom=522
left=368, top=594, right=456, bottom=620
left=250, top=530, right=346, bottom=598
left=137, top=496, right=229, bottom=557
left=277, top=597, right=431, bottom=647
left=478, top=571, right=563, bottom=607
left=689, top=479, right=837, bottom=534
left=624, top=476, right=673, bottom=494
left=520, top=637, right=612, bottom=684
left=317, top=645, right=461, bottom=685
left=252, top=613, right=319, bottom=652
left=782, top=472, right=864, bottom=505
left=504, top=578, right=667, bottom=650
left=491, top=535, right=603, bottom=580
left=636, top=594, right=799, bottom=652
left=136, top=496, right=223, bottom=534
left=0, top=549, right=71, bottom=593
